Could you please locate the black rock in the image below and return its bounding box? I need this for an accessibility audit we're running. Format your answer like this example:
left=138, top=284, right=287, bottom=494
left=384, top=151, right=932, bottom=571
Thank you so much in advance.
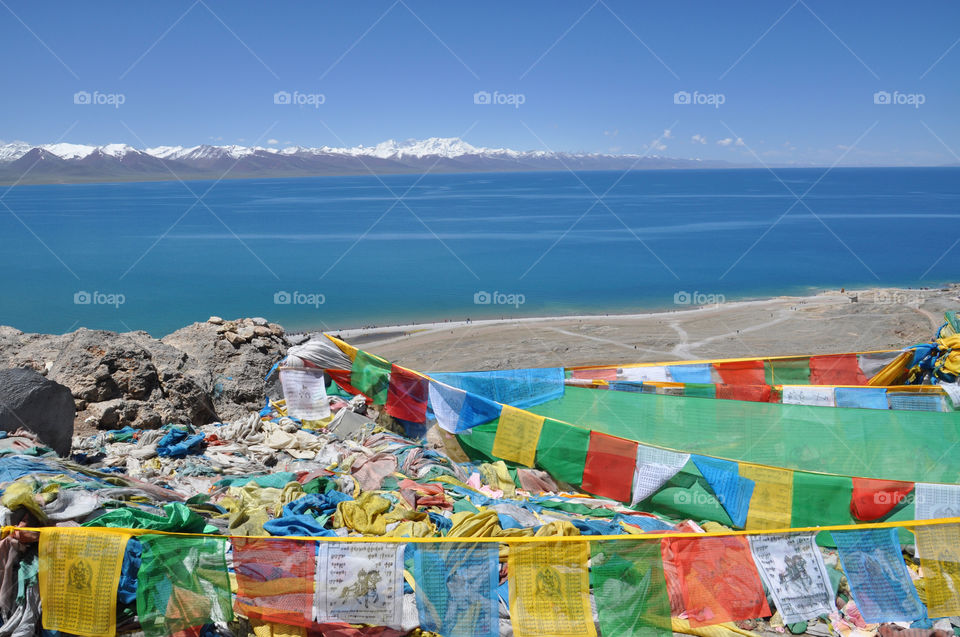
left=0, top=367, right=75, bottom=455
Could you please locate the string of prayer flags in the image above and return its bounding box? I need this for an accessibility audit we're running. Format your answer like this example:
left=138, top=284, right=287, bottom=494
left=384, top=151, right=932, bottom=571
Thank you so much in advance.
left=739, top=463, right=793, bottom=530
left=314, top=542, right=404, bottom=628
left=691, top=456, right=754, bottom=528
left=428, top=380, right=502, bottom=434
left=631, top=445, right=690, bottom=506
left=385, top=365, right=428, bottom=423
left=492, top=404, right=545, bottom=467
left=39, top=528, right=130, bottom=637
left=914, top=523, right=960, bottom=617
left=582, top=431, right=638, bottom=503
left=508, top=541, right=596, bottom=637
left=233, top=537, right=316, bottom=628
left=850, top=478, right=913, bottom=521
left=748, top=533, right=834, bottom=623
left=137, top=535, right=233, bottom=637
left=590, top=539, right=672, bottom=637
left=351, top=350, right=392, bottom=405
left=667, top=535, right=771, bottom=626
left=414, top=542, right=499, bottom=637
left=280, top=368, right=331, bottom=421
left=832, top=527, right=925, bottom=622
left=915, top=483, right=960, bottom=520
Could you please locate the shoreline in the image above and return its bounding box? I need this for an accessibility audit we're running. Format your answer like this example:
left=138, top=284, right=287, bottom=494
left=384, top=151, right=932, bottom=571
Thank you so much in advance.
left=334, top=283, right=958, bottom=371
left=316, top=283, right=952, bottom=343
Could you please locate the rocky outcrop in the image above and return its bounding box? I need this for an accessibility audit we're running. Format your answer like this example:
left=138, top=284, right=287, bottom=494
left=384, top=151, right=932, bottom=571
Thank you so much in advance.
left=0, top=367, right=75, bottom=455
left=0, top=318, right=289, bottom=432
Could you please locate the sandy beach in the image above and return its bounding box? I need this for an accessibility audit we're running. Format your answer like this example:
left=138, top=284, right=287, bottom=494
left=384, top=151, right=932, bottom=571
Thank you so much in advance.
left=322, top=284, right=960, bottom=371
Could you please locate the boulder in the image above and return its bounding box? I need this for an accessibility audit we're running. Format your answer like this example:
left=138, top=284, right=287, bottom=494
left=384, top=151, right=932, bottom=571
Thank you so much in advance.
left=0, top=367, right=75, bottom=455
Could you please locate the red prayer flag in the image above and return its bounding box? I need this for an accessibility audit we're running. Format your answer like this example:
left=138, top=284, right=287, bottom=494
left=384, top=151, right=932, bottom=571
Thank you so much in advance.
left=715, top=384, right=772, bottom=402
left=713, top=361, right=765, bottom=386
left=572, top=368, right=618, bottom=381
left=581, top=431, right=638, bottom=503
left=850, top=477, right=914, bottom=521
left=385, top=365, right=428, bottom=422
left=666, top=535, right=771, bottom=626
left=809, top=354, right=868, bottom=385
left=326, top=369, right=364, bottom=396
left=233, top=537, right=315, bottom=628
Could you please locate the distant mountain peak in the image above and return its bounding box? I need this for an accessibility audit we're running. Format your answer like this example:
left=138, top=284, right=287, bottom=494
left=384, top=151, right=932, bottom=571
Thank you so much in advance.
left=0, top=137, right=731, bottom=185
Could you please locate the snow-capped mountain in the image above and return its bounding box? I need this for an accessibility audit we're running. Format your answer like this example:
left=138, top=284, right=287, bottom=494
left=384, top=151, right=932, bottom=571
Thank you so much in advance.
left=0, top=137, right=724, bottom=185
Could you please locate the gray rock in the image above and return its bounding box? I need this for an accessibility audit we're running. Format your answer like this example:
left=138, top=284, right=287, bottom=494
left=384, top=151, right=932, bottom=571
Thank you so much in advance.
left=0, top=367, right=74, bottom=455
left=208, top=316, right=224, bottom=325
left=251, top=317, right=268, bottom=327
left=0, top=319, right=284, bottom=434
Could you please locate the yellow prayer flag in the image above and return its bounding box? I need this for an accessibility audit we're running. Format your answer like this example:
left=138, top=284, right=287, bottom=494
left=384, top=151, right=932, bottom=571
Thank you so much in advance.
left=492, top=405, right=545, bottom=467
left=39, top=528, right=130, bottom=637
left=324, top=334, right=358, bottom=362
left=916, top=524, right=960, bottom=617
left=508, top=541, right=597, bottom=637
left=739, top=463, right=793, bottom=530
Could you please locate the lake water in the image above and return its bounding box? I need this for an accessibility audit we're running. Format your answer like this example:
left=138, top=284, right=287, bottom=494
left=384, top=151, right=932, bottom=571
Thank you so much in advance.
left=1, top=167, right=957, bottom=336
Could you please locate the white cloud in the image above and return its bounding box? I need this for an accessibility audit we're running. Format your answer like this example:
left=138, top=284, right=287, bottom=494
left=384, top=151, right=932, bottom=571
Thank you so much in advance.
left=735, top=137, right=745, bottom=147
left=267, top=138, right=279, bottom=145
left=717, top=137, right=733, bottom=146
left=691, top=134, right=706, bottom=144
left=663, top=128, right=673, bottom=139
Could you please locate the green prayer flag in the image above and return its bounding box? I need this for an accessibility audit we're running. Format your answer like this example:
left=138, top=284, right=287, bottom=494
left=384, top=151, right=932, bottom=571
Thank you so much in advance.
left=535, top=418, right=590, bottom=486
left=351, top=349, right=391, bottom=404
left=682, top=383, right=716, bottom=398
left=137, top=535, right=233, bottom=637
left=791, top=471, right=854, bottom=528
left=764, top=358, right=811, bottom=385
left=591, top=540, right=672, bottom=637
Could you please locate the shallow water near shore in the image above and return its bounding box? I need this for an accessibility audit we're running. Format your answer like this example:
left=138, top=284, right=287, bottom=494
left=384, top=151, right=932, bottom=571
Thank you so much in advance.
left=0, top=167, right=957, bottom=336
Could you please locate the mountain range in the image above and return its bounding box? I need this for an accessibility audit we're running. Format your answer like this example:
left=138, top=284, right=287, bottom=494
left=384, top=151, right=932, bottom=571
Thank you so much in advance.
left=0, top=137, right=731, bottom=185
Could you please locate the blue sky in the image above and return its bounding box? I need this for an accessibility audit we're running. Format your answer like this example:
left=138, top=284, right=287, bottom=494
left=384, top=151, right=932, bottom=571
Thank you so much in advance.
left=1, top=0, right=958, bottom=165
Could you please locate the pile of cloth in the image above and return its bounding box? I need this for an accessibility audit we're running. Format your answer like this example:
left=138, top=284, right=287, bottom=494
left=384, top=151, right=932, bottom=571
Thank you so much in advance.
left=0, top=393, right=953, bottom=636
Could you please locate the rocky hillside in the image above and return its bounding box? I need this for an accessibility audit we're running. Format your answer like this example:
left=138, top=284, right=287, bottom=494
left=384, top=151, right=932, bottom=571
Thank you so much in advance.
left=0, top=317, right=290, bottom=434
